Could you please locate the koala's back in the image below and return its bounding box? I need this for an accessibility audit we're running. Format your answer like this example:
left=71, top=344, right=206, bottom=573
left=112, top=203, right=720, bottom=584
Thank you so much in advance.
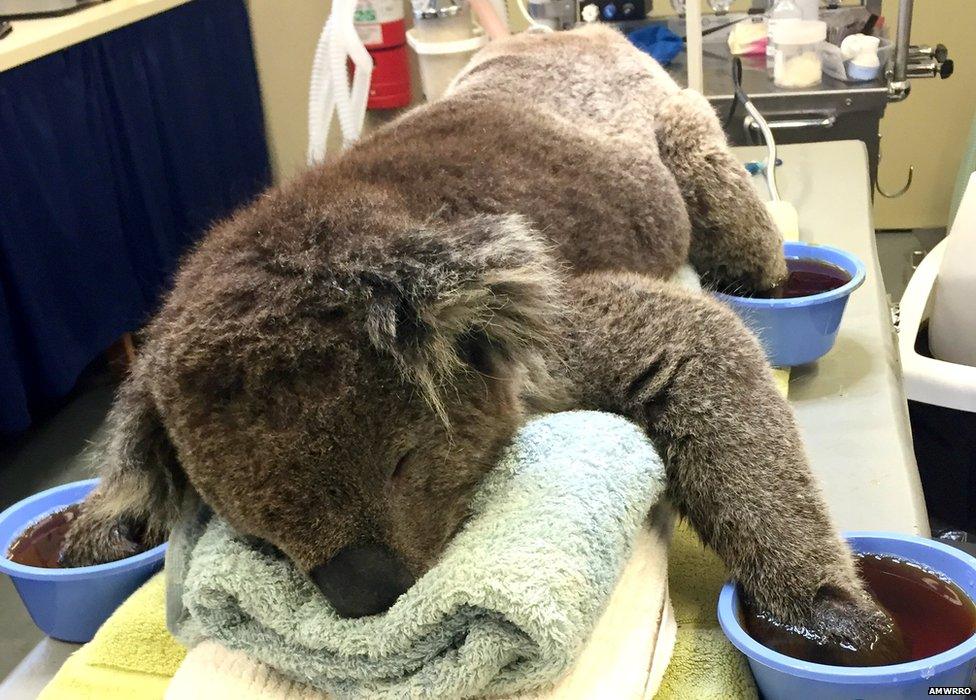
left=327, top=26, right=692, bottom=277
left=126, top=26, right=696, bottom=532
left=331, top=97, right=687, bottom=276
left=450, top=24, right=681, bottom=147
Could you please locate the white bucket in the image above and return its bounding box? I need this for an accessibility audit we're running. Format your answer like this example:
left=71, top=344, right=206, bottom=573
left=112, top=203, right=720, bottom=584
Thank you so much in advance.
left=406, top=30, right=488, bottom=102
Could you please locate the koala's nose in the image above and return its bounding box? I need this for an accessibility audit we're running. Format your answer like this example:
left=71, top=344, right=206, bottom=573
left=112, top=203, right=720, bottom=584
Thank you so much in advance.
left=310, top=543, right=415, bottom=618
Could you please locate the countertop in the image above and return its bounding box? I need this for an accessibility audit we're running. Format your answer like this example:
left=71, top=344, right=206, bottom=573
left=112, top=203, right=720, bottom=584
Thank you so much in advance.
left=0, top=140, right=928, bottom=696
left=736, top=140, right=928, bottom=535
left=0, top=0, right=191, bottom=73
left=666, top=41, right=889, bottom=102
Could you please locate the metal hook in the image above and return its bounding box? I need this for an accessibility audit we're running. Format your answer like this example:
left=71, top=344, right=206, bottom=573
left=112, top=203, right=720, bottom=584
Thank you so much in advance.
left=877, top=165, right=914, bottom=198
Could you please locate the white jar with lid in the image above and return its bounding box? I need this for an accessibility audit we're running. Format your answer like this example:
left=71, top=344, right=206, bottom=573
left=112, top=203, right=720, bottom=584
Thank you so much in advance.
left=771, top=19, right=826, bottom=88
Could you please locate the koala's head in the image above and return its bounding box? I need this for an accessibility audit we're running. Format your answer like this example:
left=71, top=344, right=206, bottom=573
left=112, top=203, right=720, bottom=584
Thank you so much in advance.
left=144, top=209, right=564, bottom=617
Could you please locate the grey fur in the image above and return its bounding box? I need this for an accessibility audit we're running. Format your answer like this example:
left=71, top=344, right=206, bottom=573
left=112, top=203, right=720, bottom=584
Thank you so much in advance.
left=61, top=25, right=897, bottom=658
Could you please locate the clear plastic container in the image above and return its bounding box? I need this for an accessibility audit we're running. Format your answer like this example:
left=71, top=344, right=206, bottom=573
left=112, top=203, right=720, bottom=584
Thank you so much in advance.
left=794, top=0, right=818, bottom=21
left=766, top=0, right=801, bottom=56
left=406, top=30, right=487, bottom=101
left=770, top=19, right=826, bottom=88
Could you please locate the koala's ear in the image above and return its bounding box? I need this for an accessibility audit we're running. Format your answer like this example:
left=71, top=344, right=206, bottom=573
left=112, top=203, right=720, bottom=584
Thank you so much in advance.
left=359, top=214, right=562, bottom=411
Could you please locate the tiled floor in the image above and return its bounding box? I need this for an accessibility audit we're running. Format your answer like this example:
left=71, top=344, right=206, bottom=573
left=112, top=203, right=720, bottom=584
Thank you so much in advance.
left=0, top=368, right=118, bottom=681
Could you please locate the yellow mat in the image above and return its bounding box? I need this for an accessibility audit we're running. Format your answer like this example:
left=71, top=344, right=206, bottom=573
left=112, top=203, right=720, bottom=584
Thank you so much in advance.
left=654, top=523, right=758, bottom=699
left=40, top=539, right=757, bottom=700
left=39, top=574, right=186, bottom=700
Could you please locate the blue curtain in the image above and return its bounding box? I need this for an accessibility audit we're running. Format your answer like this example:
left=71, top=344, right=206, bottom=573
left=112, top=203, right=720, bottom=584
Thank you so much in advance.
left=0, top=0, right=271, bottom=434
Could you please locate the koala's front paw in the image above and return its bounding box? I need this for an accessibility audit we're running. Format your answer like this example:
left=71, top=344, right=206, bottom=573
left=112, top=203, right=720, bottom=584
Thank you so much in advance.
left=701, top=242, right=788, bottom=297
left=807, top=586, right=908, bottom=666
left=745, top=586, right=908, bottom=667
left=58, top=500, right=161, bottom=567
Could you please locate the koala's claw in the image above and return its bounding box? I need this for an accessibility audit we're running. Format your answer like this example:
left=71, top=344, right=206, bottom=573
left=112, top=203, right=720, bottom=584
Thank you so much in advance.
left=746, top=587, right=909, bottom=667
left=808, top=588, right=909, bottom=666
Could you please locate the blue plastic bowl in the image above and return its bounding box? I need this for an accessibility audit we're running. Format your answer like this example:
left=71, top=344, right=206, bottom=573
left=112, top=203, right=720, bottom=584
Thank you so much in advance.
left=0, top=479, right=166, bottom=642
left=718, top=532, right=976, bottom=699
left=715, top=241, right=866, bottom=367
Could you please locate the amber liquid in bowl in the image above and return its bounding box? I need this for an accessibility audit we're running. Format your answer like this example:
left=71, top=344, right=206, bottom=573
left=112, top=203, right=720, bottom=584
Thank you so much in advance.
left=6, top=505, right=82, bottom=568
left=744, top=553, right=976, bottom=667
left=731, top=258, right=853, bottom=299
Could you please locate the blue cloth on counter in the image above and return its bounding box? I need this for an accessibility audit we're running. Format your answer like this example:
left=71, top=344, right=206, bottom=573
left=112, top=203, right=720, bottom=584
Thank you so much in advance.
left=628, top=23, right=684, bottom=66
left=0, top=0, right=270, bottom=433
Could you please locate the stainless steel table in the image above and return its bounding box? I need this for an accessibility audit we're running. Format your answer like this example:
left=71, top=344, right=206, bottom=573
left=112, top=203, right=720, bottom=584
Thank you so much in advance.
left=0, top=141, right=929, bottom=696
left=734, top=140, right=928, bottom=534
left=670, top=44, right=890, bottom=186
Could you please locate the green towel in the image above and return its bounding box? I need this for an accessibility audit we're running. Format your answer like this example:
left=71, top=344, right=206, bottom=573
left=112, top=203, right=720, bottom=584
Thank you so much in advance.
left=167, top=411, right=666, bottom=699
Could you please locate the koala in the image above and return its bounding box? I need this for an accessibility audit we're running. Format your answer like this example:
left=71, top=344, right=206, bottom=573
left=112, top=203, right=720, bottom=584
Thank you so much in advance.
left=62, top=25, right=901, bottom=662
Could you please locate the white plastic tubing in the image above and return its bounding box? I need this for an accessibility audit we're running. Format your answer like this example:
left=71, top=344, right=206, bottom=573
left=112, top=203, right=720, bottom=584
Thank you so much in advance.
left=308, top=0, right=374, bottom=165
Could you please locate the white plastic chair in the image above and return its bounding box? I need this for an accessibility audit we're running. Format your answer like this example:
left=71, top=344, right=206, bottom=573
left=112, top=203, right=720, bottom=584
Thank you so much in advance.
left=899, top=238, right=976, bottom=411
left=899, top=173, right=976, bottom=411
left=899, top=173, right=976, bottom=529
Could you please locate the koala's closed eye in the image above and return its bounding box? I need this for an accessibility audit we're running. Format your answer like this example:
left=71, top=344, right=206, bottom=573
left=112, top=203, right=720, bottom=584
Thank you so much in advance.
left=457, top=331, right=495, bottom=376
left=391, top=449, right=415, bottom=481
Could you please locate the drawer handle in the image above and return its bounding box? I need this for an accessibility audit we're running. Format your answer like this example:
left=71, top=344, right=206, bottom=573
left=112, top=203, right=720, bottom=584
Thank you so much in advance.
left=744, top=115, right=837, bottom=131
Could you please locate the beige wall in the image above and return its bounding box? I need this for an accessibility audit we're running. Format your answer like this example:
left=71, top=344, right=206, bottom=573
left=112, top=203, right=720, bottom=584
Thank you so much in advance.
left=875, top=0, right=976, bottom=229
left=245, top=1, right=975, bottom=229
left=246, top=0, right=422, bottom=180
left=245, top=0, right=330, bottom=178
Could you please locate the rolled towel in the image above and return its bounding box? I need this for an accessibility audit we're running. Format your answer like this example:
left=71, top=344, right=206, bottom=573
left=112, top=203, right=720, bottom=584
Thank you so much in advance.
left=167, top=411, right=666, bottom=699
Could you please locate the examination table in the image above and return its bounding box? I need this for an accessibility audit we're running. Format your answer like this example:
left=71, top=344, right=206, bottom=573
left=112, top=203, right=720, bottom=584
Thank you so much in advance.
left=0, top=140, right=929, bottom=698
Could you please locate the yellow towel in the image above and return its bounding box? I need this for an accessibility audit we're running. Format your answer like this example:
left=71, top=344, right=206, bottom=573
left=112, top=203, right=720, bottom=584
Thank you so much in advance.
left=38, top=533, right=760, bottom=700
left=39, top=573, right=187, bottom=700
left=771, top=368, right=790, bottom=397
left=38, top=534, right=758, bottom=700
left=654, top=522, right=758, bottom=699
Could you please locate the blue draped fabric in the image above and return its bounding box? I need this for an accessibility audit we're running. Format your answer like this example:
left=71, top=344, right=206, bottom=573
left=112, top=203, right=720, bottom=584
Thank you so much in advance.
left=0, top=0, right=270, bottom=433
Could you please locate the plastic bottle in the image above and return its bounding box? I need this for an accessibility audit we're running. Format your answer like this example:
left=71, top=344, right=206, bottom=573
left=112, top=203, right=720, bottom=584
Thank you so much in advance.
left=767, top=0, right=802, bottom=57
left=795, top=0, right=818, bottom=21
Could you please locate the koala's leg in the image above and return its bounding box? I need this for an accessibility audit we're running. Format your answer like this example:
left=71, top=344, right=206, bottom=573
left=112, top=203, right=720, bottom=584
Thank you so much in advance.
left=654, top=88, right=786, bottom=291
left=59, top=369, right=183, bottom=566
left=566, top=272, right=900, bottom=659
